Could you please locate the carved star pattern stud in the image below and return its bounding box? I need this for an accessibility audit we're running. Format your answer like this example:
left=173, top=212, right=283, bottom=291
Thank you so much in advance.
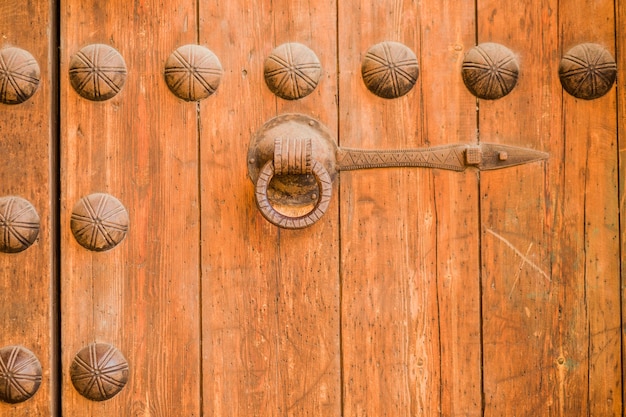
left=0, top=196, right=40, bottom=253
left=462, top=42, right=519, bottom=100
left=0, top=346, right=42, bottom=404
left=70, top=343, right=129, bottom=402
left=0, top=47, right=40, bottom=104
left=361, top=41, right=419, bottom=99
left=559, top=43, right=616, bottom=100
left=264, top=42, right=322, bottom=100
left=70, top=193, right=129, bottom=252
left=164, top=44, right=223, bottom=101
left=69, top=44, right=127, bottom=101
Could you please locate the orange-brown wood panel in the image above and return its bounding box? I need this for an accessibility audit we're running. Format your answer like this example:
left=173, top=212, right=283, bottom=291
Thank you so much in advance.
left=620, top=0, right=626, bottom=407
left=338, top=2, right=481, bottom=415
left=420, top=3, right=482, bottom=414
left=60, top=0, right=201, bottom=415
left=0, top=1, right=56, bottom=416
left=478, top=0, right=621, bottom=415
left=200, top=1, right=341, bottom=416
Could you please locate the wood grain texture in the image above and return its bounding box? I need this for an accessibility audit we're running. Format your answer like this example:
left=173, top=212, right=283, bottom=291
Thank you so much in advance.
left=200, top=1, right=340, bottom=416
left=620, top=0, right=626, bottom=410
left=0, top=0, right=55, bottom=415
left=60, top=0, right=201, bottom=415
left=478, top=1, right=621, bottom=415
left=338, top=1, right=481, bottom=415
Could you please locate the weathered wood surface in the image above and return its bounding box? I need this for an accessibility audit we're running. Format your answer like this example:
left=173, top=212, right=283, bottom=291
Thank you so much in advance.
left=0, top=0, right=56, bottom=415
left=60, top=0, right=201, bottom=415
left=1, top=1, right=623, bottom=416
left=200, top=0, right=341, bottom=416
left=618, top=0, right=626, bottom=409
left=338, top=2, right=482, bottom=416
left=478, top=0, right=621, bottom=415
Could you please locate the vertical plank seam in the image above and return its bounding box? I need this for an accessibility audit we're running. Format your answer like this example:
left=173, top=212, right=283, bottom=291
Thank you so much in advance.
left=584, top=119, right=591, bottom=417
left=275, top=229, right=284, bottom=414
left=51, top=0, right=62, bottom=415
left=195, top=0, right=204, bottom=413
left=614, top=2, right=625, bottom=414
left=556, top=3, right=567, bottom=414
left=271, top=0, right=283, bottom=413
left=473, top=0, right=486, bottom=414
left=432, top=175, right=444, bottom=416
left=335, top=2, right=345, bottom=417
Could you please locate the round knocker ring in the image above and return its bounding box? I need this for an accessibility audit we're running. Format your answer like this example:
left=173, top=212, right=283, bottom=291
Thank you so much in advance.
left=254, top=159, right=333, bottom=229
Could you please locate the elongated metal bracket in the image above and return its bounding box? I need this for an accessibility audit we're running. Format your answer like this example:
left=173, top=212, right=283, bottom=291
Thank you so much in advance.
left=248, top=114, right=548, bottom=229
left=337, top=143, right=548, bottom=172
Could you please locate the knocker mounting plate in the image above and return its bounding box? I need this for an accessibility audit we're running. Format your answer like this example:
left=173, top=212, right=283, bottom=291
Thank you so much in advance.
left=247, top=114, right=338, bottom=221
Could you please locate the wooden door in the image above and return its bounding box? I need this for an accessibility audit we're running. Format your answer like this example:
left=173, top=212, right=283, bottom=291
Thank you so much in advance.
left=0, top=0, right=624, bottom=416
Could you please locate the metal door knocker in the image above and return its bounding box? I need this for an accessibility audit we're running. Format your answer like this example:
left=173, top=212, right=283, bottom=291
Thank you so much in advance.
left=247, top=114, right=549, bottom=229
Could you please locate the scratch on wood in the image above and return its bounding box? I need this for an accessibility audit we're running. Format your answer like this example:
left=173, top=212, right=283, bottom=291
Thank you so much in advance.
left=486, top=229, right=551, bottom=283
left=508, top=242, right=534, bottom=299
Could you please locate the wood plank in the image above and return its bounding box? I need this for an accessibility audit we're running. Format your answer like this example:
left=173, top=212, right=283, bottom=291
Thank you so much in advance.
left=200, top=1, right=341, bottom=416
left=477, top=5, right=561, bottom=413
left=0, top=0, right=56, bottom=415
left=420, top=4, right=482, bottom=414
left=478, top=0, right=621, bottom=415
left=338, top=2, right=481, bottom=415
left=60, top=0, right=201, bottom=415
left=620, top=0, right=626, bottom=410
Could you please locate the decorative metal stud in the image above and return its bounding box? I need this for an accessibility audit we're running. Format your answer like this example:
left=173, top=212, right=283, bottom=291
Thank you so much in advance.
left=70, top=343, right=129, bottom=402
left=0, top=346, right=42, bottom=404
left=264, top=42, right=322, bottom=100
left=559, top=43, right=616, bottom=100
left=0, top=47, right=40, bottom=104
left=461, top=43, right=519, bottom=100
left=361, top=41, right=419, bottom=99
left=69, top=44, right=127, bottom=101
left=164, top=44, right=223, bottom=101
left=70, top=193, right=129, bottom=252
left=0, top=196, right=40, bottom=253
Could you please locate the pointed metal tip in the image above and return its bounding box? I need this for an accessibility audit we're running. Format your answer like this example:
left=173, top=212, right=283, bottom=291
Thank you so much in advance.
left=477, top=143, right=549, bottom=171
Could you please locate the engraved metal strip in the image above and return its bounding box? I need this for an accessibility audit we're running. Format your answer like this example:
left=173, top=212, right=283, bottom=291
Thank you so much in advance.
left=337, top=144, right=548, bottom=172
left=337, top=145, right=467, bottom=172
